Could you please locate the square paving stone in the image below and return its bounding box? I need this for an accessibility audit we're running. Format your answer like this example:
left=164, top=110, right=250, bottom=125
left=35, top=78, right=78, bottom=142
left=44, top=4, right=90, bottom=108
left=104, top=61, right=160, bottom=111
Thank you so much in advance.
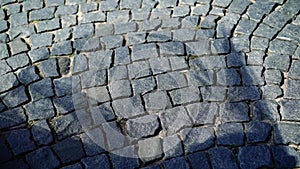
left=238, top=146, right=272, bottom=169
left=246, top=51, right=264, bottom=65
left=80, top=69, right=107, bottom=88
left=132, top=43, right=158, bottom=61
left=217, top=68, right=241, bottom=86
left=26, top=147, right=60, bottom=169
left=29, top=78, right=54, bottom=100
left=112, top=95, right=145, bottom=118
left=25, top=98, right=55, bottom=121
left=81, top=128, right=106, bottom=156
left=109, top=80, right=132, bottom=99
left=246, top=121, right=271, bottom=144
left=263, top=54, right=291, bottom=71
left=289, top=60, right=300, bottom=79
left=10, top=12, right=28, bottom=27
left=186, top=102, right=218, bottom=125
left=17, top=66, right=40, bottom=85
left=0, top=72, right=19, bottom=93
left=163, top=135, right=183, bottom=159
left=180, top=127, right=215, bottom=153
left=6, top=128, right=36, bottom=155
left=90, top=102, right=115, bottom=125
left=227, top=52, right=246, bottom=67
left=72, top=54, right=88, bottom=73
left=53, top=95, right=75, bottom=115
left=156, top=71, right=187, bottom=90
left=127, top=114, right=160, bottom=138
left=132, top=76, right=156, bottom=95
left=253, top=99, right=279, bottom=122
left=30, top=33, right=53, bottom=49
left=217, top=123, right=244, bottom=146
left=187, top=152, right=210, bottom=169
left=265, top=69, right=282, bottom=84
left=51, top=41, right=73, bottom=56
left=169, top=56, right=188, bottom=71
left=61, top=15, right=77, bottom=28
left=82, top=155, right=111, bottom=169
left=274, top=122, right=300, bottom=144
left=219, top=102, right=249, bottom=122
left=280, top=99, right=300, bottom=121
left=170, top=86, right=200, bottom=105
left=211, top=38, right=230, bottom=54
left=128, top=60, right=152, bottom=79
left=6, top=53, right=29, bottom=70
left=0, top=86, right=29, bottom=108
left=28, top=47, right=50, bottom=63
left=132, top=8, right=150, bottom=21
left=109, top=65, right=128, bottom=82
left=95, top=23, right=114, bottom=37
left=284, top=79, right=300, bottom=99
left=261, top=84, right=282, bottom=99
left=144, top=91, right=171, bottom=111
left=86, top=86, right=111, bottom=105
left=209, top=147, right=239, bottom=169
left=272, top=145, right=300, bottom=168
left=52, top=136, right=85, bottom=164
left=31, top=120, right=53, bottom=145
left=88, top=50, right=112, bottom=70
left=50, top=112, right=82, bottom=140
left=73, top=24, right=94, bottom=39
left=9, top=39, right=29, bottom=55
left=0, top=107, right=26, bottom=129
left=160, top=106, right=192, bottom=135
left=54, top=77, right=73, bottom=97
left=138, top=137, right=163, bottom=163
left=39, top=58, right=59, bottom=77
left=160, top=42, right=185, bottom=56
left=110, top=146, right=140, bottom=169
left=114, top=46, right=131, bottom=65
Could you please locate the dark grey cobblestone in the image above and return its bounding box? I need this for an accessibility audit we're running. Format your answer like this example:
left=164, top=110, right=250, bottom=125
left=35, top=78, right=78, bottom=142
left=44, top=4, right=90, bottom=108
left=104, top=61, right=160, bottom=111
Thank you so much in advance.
left=0, top=107, right=26, bottom=129
left=17, top=66, right=40, bottom=85
left=162, top=157, right=190, bottom=169
left=138, top=137, right=162, bottom=163
left=246, top=121, right=271, bottom=144
left=39, top=58, right=59, bottom=77
left=144, top=91, right=171, bottom=111
left=0, top=73, right=19, bottom=93
left=275, top=122, right=300, bottom=144
left=187, top=152, right=210, bottom=169
left=163, top=134, right=183, bottom=159
left=28, top=47, right=50, bottom=63
left=1, top=86, right=28, bottom=108
left=6, top=128, right=36, bottom=155
left=217, top=123, right=244, bottom=146
left=25, top=98, right=55, bottom=121
left=26, top=147, right=59, bottom=169
left=238, top=146, right=272, bottom=169
left=220, top=102, right=249, bottom=122
left=209, top=147, right=239, bottom=169
left=82, top=155, right=110, bottom=169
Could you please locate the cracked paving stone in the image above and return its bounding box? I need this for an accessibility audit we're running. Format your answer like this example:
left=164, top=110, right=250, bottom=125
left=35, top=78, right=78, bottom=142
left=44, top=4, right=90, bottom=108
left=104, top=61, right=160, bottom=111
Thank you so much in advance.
left=31, top=120, right=53, bottom=146
left=52, top=136, right=85, bottom=164
left=132, top=76, right=156, bottom=95
left=82, top=155, right=111, bottom=169
left=126, top=114, right=160, bottom=138
left=6, top=53, right=30, bottom=70
left=187, top=152, right=210, bottom=169
left=163, top=134, right=183, bottom=159
left=138, top=137, right=163, bottom=163
left=209, top=147, right=239, bottom=169
left=181, top=127, right=215, bottom=153
left=86, top=86, right=110, bottom=105
left=90, top=102, right=115, bottom=125
left=51, top=112, right=82, bottom=140
left=0, top=73, right=19, bottom=93
left=6, top=128, right=36, bottom=155
left=186, top=102, right=217, bottom=125
left=160, top=42, right=185, bottom=56
left=25, top=98, right=55, bottom=121
left=0, top=107, right=26, bottom=129
left=0, top=86, right=29, bottom=108
left=109, top=80, right=132, bottom=99
left=144, top=91, right=171, bottom=111
left=132, top=43, right=158, bottom=61
left=39, top=58, right=59, bottom=77
left=238, top=146, right=272, bottom=169
left=17, top=66, right=40, bottom=85
left=170, top=86, right=200, bottom=105
left=88, top=50, right=112, bottom=70
left=110, top=146, right=140, bottom=169
left=272, top=145, right=300, bottom=168
left=246, top=121, right=271, bottom=144
left=157, top=71, right=187, bottom=90
left=162, top=157, right=190, bottom=169
left=80, top=69, right=107, bottom=89
left=26, top=147, right=59, bottom=169
left=217, top=123, right=244, bottom=146
left=284, top=79, right=300, bottom=99
left=160, top=106, right=192, bottom=135
left=220, top=102, right=249, bottom=123
left=280, top=99, right=300, bottom=121
left=112, top=95, right=144, bottom=118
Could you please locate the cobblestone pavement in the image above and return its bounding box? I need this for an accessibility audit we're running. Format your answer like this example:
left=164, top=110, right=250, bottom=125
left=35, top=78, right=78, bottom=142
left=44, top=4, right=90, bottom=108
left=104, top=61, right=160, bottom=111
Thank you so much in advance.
left=0, top=0, right=300, bottom=168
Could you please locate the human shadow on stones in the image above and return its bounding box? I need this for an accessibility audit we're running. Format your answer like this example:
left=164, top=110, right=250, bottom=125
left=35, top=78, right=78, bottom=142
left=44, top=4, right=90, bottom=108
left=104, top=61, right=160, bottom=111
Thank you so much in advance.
left=0, top=20, right=299, bottom=169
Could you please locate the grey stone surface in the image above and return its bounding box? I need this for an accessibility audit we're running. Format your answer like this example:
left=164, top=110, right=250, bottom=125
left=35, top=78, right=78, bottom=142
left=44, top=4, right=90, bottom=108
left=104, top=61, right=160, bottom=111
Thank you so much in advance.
left=261, top=84, right=282, bottom=99
left=109, top=80, right=132, bottom=99
left=138, top=137, right=162, bottom=163
left=23, top=0, right=43, bottom=11
left=51, top=41, right=73, bottom=56
left=265, top=69, right=282, bottom=84
left=227, top=86, right=260, bottom=102
left=181, top=127, right=215, bottom=153
left=1, top=86, right=29, bottom=108
left=9, top=39, right=29, bottom=56
left=25, top=98, right=55, bottom=121
left=163, top=135, right=183, bottom=159
left=160, top=106, right=192, bottom=135
left=72, top=54, right=88, bottom=73
left=101, top=35, right=123, bottom=49
left=26, top=147, right=60, bottom=169
left=187, top=70, right=214, bottom=86
left=132, top=8, right=150, bottom=21
left=53, top=95, right=75, bottom=115
left=128, top=60, right=151, bottom=79
left=28, top=47, right=50, bottom=63
left=39, top=59, right=59, bottom=77
left=114, top=22, right=137, bottom=34
left=284, top=79, right=300, bottom=99
left=0, top=73, right=19, bottom=93
left=6, top=53, right=29, bottom=70
left=209, top=147, right=239, bottom=169
left=281, top=99, right=300, bottom=121
left=162, top=157, right=190, bottom=169
left=132, top=43, right=158, bottom=61
left=140, top=19, right=162, bottom=31
left=102, top=122, right=126, bottom=150
left=169, top=56, right=188, bottom=71
left=109, top=65, right=128, bottom=82
left=127, top=114, right=159, bottom=138
left=149, top=57, right=171, bottom=74
left=55, top=5, right=78, bottom=16
left=253, top=100, right=279, bottom=122
left=132, top=76, right=156, bottom=95
left=201, top=86, right=226, bottom=102
left=80, top=69, right=107, bottom=88
left=112, top=96, right=144, bottom=118
left=10, top=12, right=27, bottom=27
left=160, top=42, right=185, bottom=56
left=211, top=38, right=230, bottom=54
left=289, top=61, right=300, bottom=79
left=0, top=107, right=26, bottom=129
left=54, top=77, right=73, bottom=97
left=114, top=47, right=131, bottom=65
left=156, top=71, right=187, bottom=90
left=82, top=155, right=111, bottom=169
left=110, top=146, right=140, bottom=169
left=170, top=86, right=200, bottom=105
left=73, top=24, right=94, bottom=39
left=6, top=129, right=36, bottom=155
left=107, top=10, right=130, bottom=23
left=238, top=146, right=272, bottom=169
left=220, top=102, right=249, bottom=123
left=275, top=122, right=300, bottom=144
left=144, top=91, right=171, bottom=111
left=81, top=128, right=106, bottom=156
left=90, top=103, right=115, bottom=125
left=246, top=121, right=271, bottom=144
left=17, top=66, right=39, bottom=85
left=100, top=0, right=118, bottom=11
left=190, top=56, right=226, bottom=70
left=217, top=69, right=241, bottom=86
left=187, top=152, right=210, bottom=169
left=241, top=66, right=264, bottom=85
left=36, top=18, right=60, bottom=33
left=147, top=30, right=172, bottom=42
left=88, top=50, right=112, bottom=70
left=80, top=2, right=98, bottom=13
left=186, top=102, right=218, bottom=125
left=95, top=23, right=114, bottom=37
left=127, top=32, right=146, bottom=45
left=29, top=7, right=55, bottom=21
left=186, top=40, right=210, bottom=56
left=264, top=54, right=291, bottom=71
left=217, top=123, right=244, bottom=146
left=30, top=33, right=53, bottom=49
left=80, top=12, right=106, bottom=23
left=272, top=145, right=300, bottom=168
left=52, top=136, right=85, bottom=164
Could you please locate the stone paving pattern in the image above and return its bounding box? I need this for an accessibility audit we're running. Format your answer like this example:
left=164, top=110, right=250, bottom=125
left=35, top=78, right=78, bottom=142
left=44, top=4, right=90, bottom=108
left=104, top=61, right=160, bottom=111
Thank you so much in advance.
left=0, top=0, right=300, bottom=168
